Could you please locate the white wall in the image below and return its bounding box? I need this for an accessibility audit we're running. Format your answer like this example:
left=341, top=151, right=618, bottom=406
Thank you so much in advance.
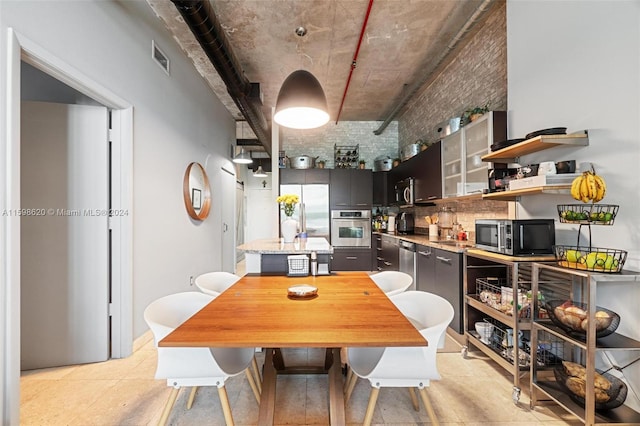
left=508, top=0, right=640, bottom=411
left=1, top=4, right=236, bottom=419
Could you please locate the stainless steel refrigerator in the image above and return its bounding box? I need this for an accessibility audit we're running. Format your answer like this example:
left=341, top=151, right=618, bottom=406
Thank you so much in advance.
left=279, top=184, right=330, bottom=240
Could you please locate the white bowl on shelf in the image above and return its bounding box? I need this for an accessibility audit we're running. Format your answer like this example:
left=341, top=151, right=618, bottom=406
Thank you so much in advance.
left=475, top=322, right=494, bottom=345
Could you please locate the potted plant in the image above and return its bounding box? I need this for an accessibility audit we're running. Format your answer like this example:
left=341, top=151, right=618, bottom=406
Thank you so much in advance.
left=392, top=158, right=401, bottom=168
left=418, top=139, right=431, bottom=151
left=463, top=103, right=490, bottom=125
left=358, top=159, right=366, bottom=169
left=317, top=160, right=326, bottom=169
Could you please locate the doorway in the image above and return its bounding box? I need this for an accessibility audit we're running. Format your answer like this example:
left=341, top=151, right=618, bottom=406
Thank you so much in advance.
left=3, top=28, right=133, bottom=425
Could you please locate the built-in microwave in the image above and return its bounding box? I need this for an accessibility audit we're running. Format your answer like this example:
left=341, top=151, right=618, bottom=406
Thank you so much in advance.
left=475, top=219, right=556, bottom=256
left=394, top=177, right=414, bottom=207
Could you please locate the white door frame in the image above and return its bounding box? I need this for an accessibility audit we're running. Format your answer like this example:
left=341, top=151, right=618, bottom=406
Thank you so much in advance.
left=1, top=28, right=134, bottom=424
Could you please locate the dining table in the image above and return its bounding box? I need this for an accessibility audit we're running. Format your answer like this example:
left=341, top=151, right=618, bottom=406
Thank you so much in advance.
left=159, top=271, right=427, bottom=425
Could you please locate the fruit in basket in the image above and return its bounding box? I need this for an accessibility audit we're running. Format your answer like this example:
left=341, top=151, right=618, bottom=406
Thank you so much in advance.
left=582, top=251, right=619, bottom=270
left=570, top=170, right=606, bottom=203
left=565, top=249, right=582, bottom=263
left=579, top=310, right=614, bottom=332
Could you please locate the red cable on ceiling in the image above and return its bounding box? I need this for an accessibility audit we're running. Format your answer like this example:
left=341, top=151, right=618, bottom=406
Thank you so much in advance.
left=335, top=0, right=374, bottom=124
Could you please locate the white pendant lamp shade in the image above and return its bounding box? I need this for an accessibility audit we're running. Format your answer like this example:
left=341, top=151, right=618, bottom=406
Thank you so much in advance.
left=253, top=165, right=268, bottom=177
left=274, top=70, right=330, bottom=129
left=233, top=147, right=253, bottom=164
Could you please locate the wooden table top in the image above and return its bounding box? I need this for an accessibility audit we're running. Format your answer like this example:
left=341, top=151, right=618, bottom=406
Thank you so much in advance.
left=159, top=272, right=426, bottom=348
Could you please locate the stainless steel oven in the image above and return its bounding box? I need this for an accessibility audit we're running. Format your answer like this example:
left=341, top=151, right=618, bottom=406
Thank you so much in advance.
left=331, top=210, right=371, bottom=248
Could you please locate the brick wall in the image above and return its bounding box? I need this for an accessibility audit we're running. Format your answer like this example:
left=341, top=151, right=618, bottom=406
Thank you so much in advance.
left=398, top=3, right=507, bottom=148
left=281, top=121, right=398, bottom=169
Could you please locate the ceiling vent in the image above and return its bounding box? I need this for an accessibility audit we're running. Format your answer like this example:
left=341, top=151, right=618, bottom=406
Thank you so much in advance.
left=151, top=40, right=170, bottom=75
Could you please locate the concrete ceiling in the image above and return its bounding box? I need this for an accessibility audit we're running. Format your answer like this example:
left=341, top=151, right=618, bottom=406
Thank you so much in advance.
left=148, top=0, right=498, bottom=142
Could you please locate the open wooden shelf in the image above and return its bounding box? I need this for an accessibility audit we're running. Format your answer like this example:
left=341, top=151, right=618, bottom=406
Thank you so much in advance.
left=482, top=131, right=589, bottom=163
left=482, top=185, right=571, bottom=201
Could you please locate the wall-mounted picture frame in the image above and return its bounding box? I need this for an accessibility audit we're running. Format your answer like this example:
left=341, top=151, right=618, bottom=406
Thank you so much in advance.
left=191, top=188, right=202, bottom=210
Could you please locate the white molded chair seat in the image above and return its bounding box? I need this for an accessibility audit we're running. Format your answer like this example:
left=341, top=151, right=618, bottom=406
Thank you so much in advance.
left=369, top=270, right=413, bottom=296
left=195, top=271, right=241, bottom=297
left=345, top=291, right=454, bottom=426
left=144, top=291, right=260, bottom=426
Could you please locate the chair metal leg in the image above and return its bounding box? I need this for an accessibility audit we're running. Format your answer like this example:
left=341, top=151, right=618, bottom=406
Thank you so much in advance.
left=251, top=355, right=262, bottom=394
left=344, top=369, right=358, bottom=403
left=186, top=386, right=198, bottom=409
left=408, top=387, right=419, bottom=411
left=245, top=368, right=261, bottom=404
left=217, top=385, right=235, bottom=426
left=363, top=387, right=380, bottom=426
left=158, top=387, right=179, bottom=426
left=418, top=387, right=439, bottom=426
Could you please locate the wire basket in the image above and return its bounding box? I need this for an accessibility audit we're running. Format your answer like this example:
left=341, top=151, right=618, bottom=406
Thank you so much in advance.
left=554, top=365, right=627, bottom=410
left=287, top=254, right=309, bottom=277
left=553, top=245, right=627, bottom=273
left=557, top=204, right=619, bottom=225
left=478, top=318, right=562, bottom=368
left=544, top=300, right=620, bottom=339
left=476, top=278, right=532, bottom=318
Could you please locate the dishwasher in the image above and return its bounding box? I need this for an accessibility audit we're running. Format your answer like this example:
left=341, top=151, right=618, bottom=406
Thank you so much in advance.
left=398, top=240, right=416, bottom=290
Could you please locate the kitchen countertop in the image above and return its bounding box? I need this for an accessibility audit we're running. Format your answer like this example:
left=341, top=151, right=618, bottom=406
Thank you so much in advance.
left=373, top=232, right=474, bottom=253
left=238, top=237, right=333, bottom=254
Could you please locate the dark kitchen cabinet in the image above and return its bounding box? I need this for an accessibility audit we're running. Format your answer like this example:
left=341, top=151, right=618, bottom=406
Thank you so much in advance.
left=416, top=244, right=436, bottom=292
left=331, top=248, right=372, bottom=271
left=388, top=141, right=442, bottom=204
left=329, top=169, right=372, bottom=209
left=280, top=168, right=330, bottom=184
left=414, top=141, right=442, bottom=203
left=434, top=248, right=463, bottom=334
left=372, top=171, right=394, bottom=206
left=372, top=233, right=382, bottom=271
left=378, top=234, right=399, bottom=271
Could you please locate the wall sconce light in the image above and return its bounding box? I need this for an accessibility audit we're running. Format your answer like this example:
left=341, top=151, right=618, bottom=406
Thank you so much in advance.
left=273, top=70, right=329, bottom=129
left=232, top=147, right=253, bottom=164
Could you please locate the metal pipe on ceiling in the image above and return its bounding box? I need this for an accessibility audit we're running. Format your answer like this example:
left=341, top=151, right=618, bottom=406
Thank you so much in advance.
left=335, top=0, right=375, bottom=125
left=171, top=0, right=272, bottom=155
left=373, top=0, right=496, bottom=136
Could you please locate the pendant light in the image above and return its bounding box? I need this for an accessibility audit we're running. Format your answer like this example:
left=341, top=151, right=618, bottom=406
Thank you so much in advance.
left=232, top=147, right=253, bottom=164
left=253, top=165, right=268, bottom=177
left=273, top=70, right=330, bottom=129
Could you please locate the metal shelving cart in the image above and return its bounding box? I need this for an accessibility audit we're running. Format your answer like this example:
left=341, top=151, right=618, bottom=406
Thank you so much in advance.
left=463, top=248, right=557, bottom=403
left=530, top=262, right=640, bottom=425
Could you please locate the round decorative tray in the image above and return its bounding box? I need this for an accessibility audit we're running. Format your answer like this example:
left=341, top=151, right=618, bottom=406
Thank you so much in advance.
left=553, top=245, right=627, bottom=273
left=544, top=300, right=620, bottom=339
left=554, top=365, right=627, bottom=410
left=287, top=284, right=318, bottom=299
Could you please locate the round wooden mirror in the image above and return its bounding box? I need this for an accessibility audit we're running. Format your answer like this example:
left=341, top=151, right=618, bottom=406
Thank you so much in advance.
left=183, top=162, right=211, bottom=221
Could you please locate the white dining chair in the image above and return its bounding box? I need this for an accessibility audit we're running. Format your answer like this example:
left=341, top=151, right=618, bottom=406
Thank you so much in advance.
left=344, top=291, right=454, bottom=426
left=369, top=270, right=413, bottom=296
left=195, top=271, right=262, bottom=393
left=144, top=291, right=261, bottom=426
left=194, top=271, right=241, bottom=297
left=340, top=271, right=414, bottom=368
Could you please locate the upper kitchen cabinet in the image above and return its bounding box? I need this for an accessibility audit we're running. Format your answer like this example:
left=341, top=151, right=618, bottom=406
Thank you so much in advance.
left=280, top=168, right=330, bottom=184
left=414, top=141, right=442, bottom=203
left=372, top=171, right=394, bottom=206
left=389, top=142, right=442, bottom=204
left=330, top=169, right=372, bottom=209
left=442, top=111, right=507, bottom=198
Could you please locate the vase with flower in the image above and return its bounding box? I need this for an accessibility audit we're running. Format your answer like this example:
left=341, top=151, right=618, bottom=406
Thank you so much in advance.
left=276, top=193, right=300, bottom=243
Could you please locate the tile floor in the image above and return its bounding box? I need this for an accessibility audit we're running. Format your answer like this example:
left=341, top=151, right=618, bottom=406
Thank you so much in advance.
left=20, top=262, right=582, bottom=425
left=21, top=337, right=583, bottom=425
